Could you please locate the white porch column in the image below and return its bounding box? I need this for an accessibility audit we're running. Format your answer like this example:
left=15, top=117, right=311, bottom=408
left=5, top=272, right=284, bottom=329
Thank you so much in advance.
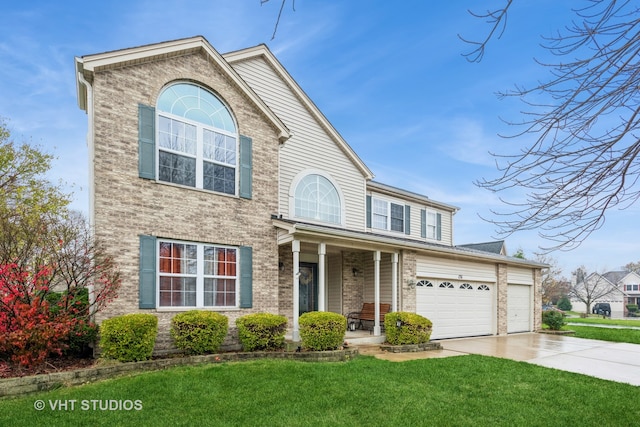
left=391, top=252, right=398, bottom=312
left=373, top=250, right=381, bottom=336
left=292, top=240, right=301, bottom=342
left=318, top=243, right=326, bottom=311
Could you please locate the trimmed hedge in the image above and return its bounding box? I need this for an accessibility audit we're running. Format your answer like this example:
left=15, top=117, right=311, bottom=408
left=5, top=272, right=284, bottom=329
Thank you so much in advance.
left=236, top=313, right=287, bottom=351
left=171, top=310, right=228, bottom=355
left=384, top=312, right=432, bottom=345
left=99, top=314, right=158, bottom=362
left=299, top=311, right=346, bottom=351
left=542, top=310, right=566, bottom=331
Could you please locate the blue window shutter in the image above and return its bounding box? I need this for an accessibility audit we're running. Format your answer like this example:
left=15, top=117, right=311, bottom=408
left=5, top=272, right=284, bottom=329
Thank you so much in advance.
left=366, top=195, right=372, bottom=228
left=139, top=235, right=157, bottom=308
left=420, top=209, right=426, bottom=238
left=138, top=104, right=156, bottom=179
left=239, top=246, right=253, bottom=308
left=239, top=135, right=252, bottom=199
left=436, top=213, right=442, bottom=241
left=404, top=205, right=411, bottom=235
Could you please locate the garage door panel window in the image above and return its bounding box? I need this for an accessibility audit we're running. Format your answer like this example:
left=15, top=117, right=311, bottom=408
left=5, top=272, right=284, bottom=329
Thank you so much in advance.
left=439, top=282, right=454, bottom=288
left=478, top=285, right=490, bottom=291
left=417, top=280, right=433, bottom=287
left=460, top=283, right=473, bottom=289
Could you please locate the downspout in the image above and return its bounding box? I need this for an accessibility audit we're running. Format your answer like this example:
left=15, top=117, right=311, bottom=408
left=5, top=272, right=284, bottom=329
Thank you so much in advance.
left=76, top=66, right=96, bottom=321
left=76, top=68, right=95, bottom=229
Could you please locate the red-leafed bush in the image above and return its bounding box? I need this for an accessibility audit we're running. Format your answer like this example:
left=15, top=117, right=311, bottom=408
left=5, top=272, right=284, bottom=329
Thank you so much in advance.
left=0, top=263, right=117, bottom=367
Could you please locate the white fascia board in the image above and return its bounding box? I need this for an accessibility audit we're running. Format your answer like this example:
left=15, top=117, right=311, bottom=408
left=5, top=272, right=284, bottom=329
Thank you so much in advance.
left=272, top=219, right=548, bottom=269
left=76, top=37, right=290, bottom=142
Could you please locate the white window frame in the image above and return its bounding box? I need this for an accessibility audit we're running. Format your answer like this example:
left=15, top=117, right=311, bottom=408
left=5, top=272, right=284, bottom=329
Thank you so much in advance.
left=157, top=239, right=239, bottom=309
left=371, top=196, right=405, bottom=233
left=425, top=210, right=438, bottom=240
left=289, top=170, right=345, bottom=227
left=157, top=112, right=238, bottom=195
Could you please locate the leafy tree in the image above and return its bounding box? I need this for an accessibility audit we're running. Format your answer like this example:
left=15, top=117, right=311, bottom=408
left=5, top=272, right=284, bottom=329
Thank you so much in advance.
left=569, top=266, right=620, bottom=314
left=467, top=1, right=640, bottom=251
left=557, top=296, right=572, bottom=312
left=0, top=119, right=120, bottom=367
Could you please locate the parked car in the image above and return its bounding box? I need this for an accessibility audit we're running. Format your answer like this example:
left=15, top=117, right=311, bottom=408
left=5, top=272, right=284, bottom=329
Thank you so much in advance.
left=542, top=305, right=565, bottom=315
left=592, top=303, right=611, bottom=316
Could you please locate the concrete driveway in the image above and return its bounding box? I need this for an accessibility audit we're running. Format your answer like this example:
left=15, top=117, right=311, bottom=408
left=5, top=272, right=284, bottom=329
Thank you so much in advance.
left=360, top=333, right=640, bottom=386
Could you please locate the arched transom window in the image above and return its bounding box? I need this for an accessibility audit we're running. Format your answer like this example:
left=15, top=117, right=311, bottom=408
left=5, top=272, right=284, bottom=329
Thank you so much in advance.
left=294, top=174, right=341, bottom=225
left=156, top=83, right=238, bottom=194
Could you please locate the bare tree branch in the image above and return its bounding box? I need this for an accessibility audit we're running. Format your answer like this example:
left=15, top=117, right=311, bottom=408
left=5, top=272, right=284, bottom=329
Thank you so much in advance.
left=262, top=0, right=296, bottom=40
left=475, top=0, right=640, bottom=251
left=458, top=0, right=513, bottom=63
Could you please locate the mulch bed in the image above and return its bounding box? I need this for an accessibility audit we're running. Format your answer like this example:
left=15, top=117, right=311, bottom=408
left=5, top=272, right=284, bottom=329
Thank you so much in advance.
left=0, top=357, right=97, bottom=379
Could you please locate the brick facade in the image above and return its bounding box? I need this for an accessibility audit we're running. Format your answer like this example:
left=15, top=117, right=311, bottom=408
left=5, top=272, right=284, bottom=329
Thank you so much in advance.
left=91, top=50, right=282, bottom=350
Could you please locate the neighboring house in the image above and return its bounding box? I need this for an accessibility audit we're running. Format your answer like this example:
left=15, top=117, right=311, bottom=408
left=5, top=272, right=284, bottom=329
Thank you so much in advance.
left=570, top=271, right=632, bottom=317
left=75, top=36, right=545, bottom=351
left=618, top=271, right=640, bottom=310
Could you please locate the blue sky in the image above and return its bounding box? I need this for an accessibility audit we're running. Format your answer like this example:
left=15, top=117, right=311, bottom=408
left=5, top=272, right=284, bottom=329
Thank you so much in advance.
left=1, top=0, right=638, bottom=276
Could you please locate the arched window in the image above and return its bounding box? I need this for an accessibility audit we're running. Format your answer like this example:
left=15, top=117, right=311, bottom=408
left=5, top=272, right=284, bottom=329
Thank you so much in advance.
left=460, top=283, right=473, bottom=290
left=439, top=282, right=454, bottom=289
left=478, top=285, right=490, bottom=291
left=156, top=83, right=238, bottom=194
left=294, top=174, right=341, bottom=225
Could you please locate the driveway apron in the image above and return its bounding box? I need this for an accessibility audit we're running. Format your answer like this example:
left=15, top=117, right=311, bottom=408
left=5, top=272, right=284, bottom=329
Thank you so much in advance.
left=361, top=333, right=640, bottom=386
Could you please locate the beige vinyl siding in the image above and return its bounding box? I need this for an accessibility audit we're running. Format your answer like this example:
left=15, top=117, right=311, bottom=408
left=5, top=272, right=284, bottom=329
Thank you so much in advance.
left=231, top=57, right=367, bottom=230
left=416, top=255, right=497, bottom=283
left=507, top=266, right=534, bottom=285
left=327, top=254, right=342, bottom=313
left=363, top=253, right=394, bottom=304
left=367, top=191, right=453, bottom=246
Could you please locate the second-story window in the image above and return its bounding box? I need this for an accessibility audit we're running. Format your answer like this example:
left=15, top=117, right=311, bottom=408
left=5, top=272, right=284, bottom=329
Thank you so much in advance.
left=156, top=83, right=238, bottom=195
left=372, top=198, right=404, bottom=232
left=294, top=174, right=342, bottom=225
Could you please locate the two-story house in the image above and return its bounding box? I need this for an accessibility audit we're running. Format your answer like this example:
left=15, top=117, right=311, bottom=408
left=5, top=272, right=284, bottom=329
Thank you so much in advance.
left=75, top=36, right=544, bottom=351
left=572, top=271, right=640, bottom=317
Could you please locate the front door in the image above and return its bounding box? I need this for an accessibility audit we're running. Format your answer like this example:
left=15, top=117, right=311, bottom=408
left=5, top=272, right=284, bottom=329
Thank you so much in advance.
left=299, top=262, right=318, bottom=315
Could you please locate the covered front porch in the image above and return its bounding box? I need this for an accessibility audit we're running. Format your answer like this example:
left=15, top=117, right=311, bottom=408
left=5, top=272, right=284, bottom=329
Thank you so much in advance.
left=274, top=219, right=415, bottom=342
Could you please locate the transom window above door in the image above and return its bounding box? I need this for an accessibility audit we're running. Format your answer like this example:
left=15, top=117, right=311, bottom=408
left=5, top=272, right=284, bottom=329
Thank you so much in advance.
left=156, top=83, right=238, bottom=195
left=293, top=173, right=342, bottom=225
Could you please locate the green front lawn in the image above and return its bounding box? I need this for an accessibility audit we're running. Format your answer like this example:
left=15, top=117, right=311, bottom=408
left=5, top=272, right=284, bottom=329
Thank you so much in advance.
left=566, top=317, right=640, bottom=327
left=565, top=325, right=640, bottom=344
left=1, top=356, right=636, bottom=427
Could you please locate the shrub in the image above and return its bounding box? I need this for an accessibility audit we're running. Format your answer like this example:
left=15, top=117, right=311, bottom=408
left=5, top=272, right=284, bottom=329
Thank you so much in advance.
left=557, top=296, right=572, bottom=311
left=384, top=312, right=432, bottom=345
left=100, top=314, right=158, bottom=362
left=626, top=304, right=638, bottom=313
left=542, top=310, right=566, bottom=331
left=171, top=310, right=228, bottom=355
left=299, top=311, right=346, bottom=351
left=236, top=313, right=287, bottom=351
left=0, top=264, right=76, bottom=367
left=67, top=321, right=99, bottom=357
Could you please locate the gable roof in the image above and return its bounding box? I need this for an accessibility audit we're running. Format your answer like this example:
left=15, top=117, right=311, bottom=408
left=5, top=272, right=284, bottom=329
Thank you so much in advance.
left=367, top=181, right=459, bottom=213
left=224, top=44, right=373, bottom=180
left=75, top=36, right=290, bottom=143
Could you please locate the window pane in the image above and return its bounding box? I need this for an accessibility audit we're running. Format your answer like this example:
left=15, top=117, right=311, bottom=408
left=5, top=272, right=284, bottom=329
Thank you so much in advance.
left=294, top=174, right=341, bottom=225
left=159, top=151, right=196, bottom=187
left=390, top=203, right=404, bottom=232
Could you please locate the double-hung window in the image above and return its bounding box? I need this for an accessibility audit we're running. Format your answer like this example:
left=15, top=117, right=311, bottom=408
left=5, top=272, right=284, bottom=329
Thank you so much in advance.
left=156, top=83, right=238, bottom=195
left=426, top=211, right=438, bottom=240
left=158, top=240, right=238, bottom=308
left=371, top=198, right=405, bottom=233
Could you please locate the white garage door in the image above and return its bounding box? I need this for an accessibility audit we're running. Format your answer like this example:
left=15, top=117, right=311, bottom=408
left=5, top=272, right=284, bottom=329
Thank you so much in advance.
left=416, top=279, right=494, bottom=339
left=507, top=284, right=531, bottom=333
